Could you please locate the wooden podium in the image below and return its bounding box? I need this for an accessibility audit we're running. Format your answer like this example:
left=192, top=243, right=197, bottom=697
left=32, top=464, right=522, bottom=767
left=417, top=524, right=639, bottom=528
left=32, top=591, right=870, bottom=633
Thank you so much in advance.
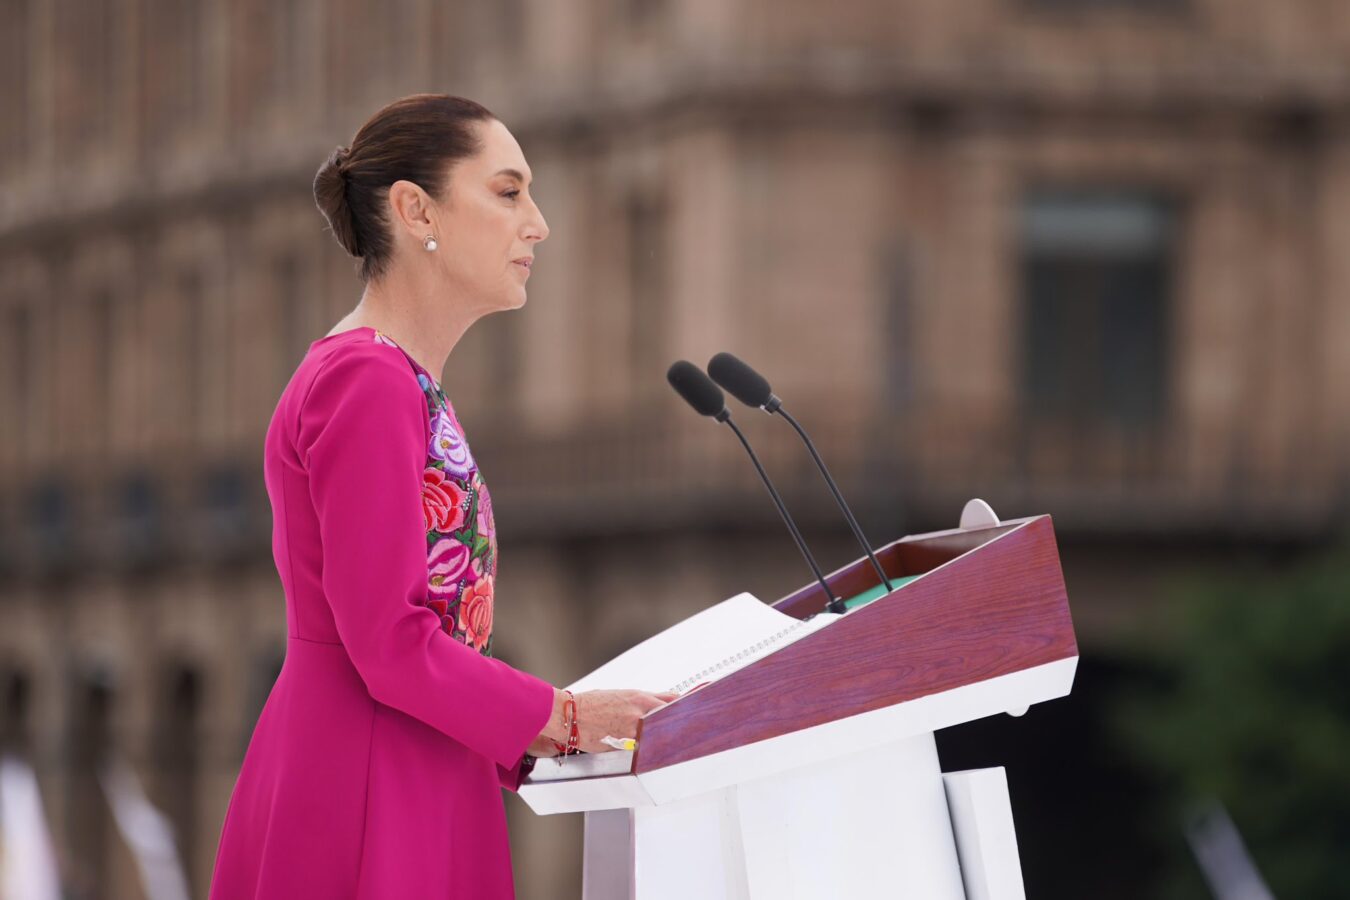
left=519, top=501, right=1077, bottom=899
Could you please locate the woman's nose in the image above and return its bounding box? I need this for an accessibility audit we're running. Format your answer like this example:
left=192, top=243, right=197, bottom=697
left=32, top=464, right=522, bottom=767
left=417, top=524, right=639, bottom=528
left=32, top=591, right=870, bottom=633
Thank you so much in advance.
left=530, top=209, right=549, bottom=242
left=525, top=198, right=548, bottom=242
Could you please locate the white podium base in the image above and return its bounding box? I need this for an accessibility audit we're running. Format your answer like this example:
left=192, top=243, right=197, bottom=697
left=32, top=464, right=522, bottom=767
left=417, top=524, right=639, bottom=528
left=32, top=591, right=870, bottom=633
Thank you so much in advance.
left=582, top=731, right=967, bottom=900
left=943, top=767, right=1026, bottom=900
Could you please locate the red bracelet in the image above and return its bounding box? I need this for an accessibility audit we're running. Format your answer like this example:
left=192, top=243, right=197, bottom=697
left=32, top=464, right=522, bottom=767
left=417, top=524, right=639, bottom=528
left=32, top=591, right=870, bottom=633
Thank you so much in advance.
left=565, top=694, right=579, bottom=754
left=551, top=690, right=580, bottom=759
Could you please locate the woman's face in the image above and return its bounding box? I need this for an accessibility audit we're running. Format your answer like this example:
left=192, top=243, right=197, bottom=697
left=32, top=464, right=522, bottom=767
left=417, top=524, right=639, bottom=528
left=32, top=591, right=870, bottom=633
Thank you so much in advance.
left=425, top=118, right=549, bottom=313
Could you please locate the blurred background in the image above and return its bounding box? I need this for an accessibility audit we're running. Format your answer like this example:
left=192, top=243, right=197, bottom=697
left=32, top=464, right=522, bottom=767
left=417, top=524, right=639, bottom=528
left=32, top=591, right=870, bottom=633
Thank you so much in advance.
left=1, top=0, right=1348, bottom=897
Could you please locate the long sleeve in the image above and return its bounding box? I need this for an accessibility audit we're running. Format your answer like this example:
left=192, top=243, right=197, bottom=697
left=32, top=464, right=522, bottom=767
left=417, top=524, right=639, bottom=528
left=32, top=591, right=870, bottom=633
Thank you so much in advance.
left=497, top=758, right=531, bottom=793
left=296, top=343, right=554, bottom=771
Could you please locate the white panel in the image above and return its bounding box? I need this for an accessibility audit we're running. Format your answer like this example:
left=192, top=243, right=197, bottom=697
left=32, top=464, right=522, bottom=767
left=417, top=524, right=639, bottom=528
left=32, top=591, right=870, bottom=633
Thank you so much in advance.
left=583, top=809, right=634, bottom=900
left=521, top=771, right=654, bottom=816
left=631, top=789, right=750, bottom=900
left=943, top=768, right=1026, bottom=900
left=735, top=732, right=965, bottom=900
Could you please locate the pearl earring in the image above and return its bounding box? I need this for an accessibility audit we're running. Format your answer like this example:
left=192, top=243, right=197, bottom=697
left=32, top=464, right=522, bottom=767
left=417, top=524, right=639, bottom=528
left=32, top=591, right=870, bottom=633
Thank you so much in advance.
left=423, top=235, right=438, bottom=252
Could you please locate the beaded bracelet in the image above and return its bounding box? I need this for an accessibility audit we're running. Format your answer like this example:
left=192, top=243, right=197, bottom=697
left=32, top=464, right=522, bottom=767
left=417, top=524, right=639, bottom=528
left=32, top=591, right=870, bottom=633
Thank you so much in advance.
left=551, top=689, right=581, bottom=763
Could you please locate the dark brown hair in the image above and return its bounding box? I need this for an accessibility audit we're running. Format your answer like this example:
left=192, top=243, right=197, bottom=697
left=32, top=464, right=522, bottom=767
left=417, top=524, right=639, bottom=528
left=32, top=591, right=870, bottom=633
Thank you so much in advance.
left=313, top=93, right=497, bottom=282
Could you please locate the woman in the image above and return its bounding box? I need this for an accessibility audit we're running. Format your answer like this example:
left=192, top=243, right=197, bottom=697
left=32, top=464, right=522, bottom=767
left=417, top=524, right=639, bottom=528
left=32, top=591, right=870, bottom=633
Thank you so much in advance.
left=208, top=94, right=677, bottom=899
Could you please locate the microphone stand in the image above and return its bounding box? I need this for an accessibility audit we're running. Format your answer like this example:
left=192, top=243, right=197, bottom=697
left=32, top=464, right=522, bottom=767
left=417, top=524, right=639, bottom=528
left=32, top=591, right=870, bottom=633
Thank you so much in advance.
left=768, top=399, right=894, bottom=596
left=719, top=413, right=845, bottom=614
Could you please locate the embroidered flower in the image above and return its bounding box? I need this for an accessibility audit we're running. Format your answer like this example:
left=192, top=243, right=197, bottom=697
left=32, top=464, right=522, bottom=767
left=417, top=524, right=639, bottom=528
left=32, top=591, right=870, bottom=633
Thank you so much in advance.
left=422, top=468, right=467, bottom=533
left=424, top=596, right=454, bottom=634
left=429, top=408, right=475, bottom=478
left=474, top=479, right=495, bottom=540
left=427, top=537, right=471, bottom=601
left=458, top=576, right=494, bottom=651
left=373, top=331, right=399, bottom=347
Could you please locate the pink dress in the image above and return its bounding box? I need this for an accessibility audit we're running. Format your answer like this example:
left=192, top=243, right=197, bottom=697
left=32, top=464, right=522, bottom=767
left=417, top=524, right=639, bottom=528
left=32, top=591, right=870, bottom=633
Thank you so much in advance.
left=209, top=326, right=554, bottom=899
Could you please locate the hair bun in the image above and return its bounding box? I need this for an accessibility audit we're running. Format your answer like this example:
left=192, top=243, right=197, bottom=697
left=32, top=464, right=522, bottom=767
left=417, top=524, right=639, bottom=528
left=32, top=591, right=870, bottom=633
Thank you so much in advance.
left=313, top=145, right=363, bottom=258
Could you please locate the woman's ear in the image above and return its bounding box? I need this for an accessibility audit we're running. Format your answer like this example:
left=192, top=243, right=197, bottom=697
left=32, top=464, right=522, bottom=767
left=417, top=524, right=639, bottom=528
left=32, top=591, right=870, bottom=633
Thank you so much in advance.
left=387, top=179, right=436, bottom=238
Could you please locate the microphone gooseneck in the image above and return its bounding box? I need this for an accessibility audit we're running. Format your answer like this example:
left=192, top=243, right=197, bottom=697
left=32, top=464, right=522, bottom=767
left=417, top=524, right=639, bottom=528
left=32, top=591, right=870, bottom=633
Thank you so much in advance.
left=666, top=360, right=842, bottom=613
left=707, top=352, right=894, bottom=596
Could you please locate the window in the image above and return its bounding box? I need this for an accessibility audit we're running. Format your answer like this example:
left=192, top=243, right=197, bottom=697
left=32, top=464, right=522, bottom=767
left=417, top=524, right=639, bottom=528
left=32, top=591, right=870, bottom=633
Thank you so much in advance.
left=228, top=0, right=302, bottom=129
left=27, top=478, right=72, bottom=570
left=53, top=0, right=115, bottom=165
left=1026, top=0, right=1183, bottom=11
left=881, top=241, right=915, bottom=415
left=138, top=0, right=203, bottom=155
left=0, top=0, right=32, bottom=175
left=178, top=271, right=207, bottom=438
left=622, top=0, right=668, bottom=30
left=7, top=305, right=31, bottom=451
left=324, top=0, right=418, bottom=108
left=117, top=470, right=162, bottom=565
left=153, top=664, right=201, bottom=893
left=66, top=671, right=115, bottom=896
left=201, top=463, right=250, bottom=553
left=1020, top=190, right=1174, bottom=429
left=626, top=191, right=669, bottom=403
left=88, top=289, right=114, bottom=442
left=1, top=669, right=31, bottom=754
left=242, top=646, right=284, bottom=756
left=274, top=255, right=306, bottom=375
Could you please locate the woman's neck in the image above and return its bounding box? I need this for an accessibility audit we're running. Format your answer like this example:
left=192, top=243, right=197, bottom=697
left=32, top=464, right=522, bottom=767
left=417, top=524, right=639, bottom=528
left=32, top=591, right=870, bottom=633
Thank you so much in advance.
left=336, top=271, right=483, bottom=381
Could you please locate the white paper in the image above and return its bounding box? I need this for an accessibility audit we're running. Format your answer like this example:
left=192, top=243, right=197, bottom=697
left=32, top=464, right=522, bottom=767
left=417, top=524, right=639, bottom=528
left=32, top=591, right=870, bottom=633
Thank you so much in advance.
left=565, top=593, right=841, bottom=695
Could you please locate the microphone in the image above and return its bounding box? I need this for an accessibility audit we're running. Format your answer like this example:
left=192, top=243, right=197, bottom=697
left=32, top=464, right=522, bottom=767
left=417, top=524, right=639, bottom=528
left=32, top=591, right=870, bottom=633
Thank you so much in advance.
left=666, top=361, right=844, bottom=614
left=707, top=352, right=895, bottom=596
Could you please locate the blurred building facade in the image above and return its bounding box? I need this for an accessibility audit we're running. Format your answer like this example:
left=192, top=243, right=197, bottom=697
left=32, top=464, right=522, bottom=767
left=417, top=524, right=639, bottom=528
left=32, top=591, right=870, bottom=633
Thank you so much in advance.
left=1, top=0, right=1348, bottom=897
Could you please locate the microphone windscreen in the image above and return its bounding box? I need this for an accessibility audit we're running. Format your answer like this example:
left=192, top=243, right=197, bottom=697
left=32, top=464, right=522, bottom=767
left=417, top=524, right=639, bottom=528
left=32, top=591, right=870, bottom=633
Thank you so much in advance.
left=667, top=360, right=727, bottom=417
left=707, top=352, right=772, bottom=407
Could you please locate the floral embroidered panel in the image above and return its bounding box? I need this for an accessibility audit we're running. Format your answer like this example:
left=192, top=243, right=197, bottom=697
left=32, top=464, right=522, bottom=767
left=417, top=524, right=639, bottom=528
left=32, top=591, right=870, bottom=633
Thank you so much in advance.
left=375, top=330, right=496, bottom=656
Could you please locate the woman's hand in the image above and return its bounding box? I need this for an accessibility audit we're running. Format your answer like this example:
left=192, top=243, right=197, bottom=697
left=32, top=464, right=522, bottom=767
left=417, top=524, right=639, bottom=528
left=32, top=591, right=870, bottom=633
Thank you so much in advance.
left=525, top=733, right=561, bottom=758
left=538, top=688, right=681, bottom=754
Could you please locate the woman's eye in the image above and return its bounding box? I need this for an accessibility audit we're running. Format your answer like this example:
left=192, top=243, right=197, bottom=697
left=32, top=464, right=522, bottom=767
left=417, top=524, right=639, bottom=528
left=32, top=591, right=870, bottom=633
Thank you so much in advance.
left=503, top=190, right=520, bottom=200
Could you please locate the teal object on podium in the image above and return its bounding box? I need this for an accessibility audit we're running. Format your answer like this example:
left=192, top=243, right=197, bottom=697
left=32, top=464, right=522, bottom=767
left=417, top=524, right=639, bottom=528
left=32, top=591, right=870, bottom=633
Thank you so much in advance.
left=842, top=575, right=920, bottom=610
